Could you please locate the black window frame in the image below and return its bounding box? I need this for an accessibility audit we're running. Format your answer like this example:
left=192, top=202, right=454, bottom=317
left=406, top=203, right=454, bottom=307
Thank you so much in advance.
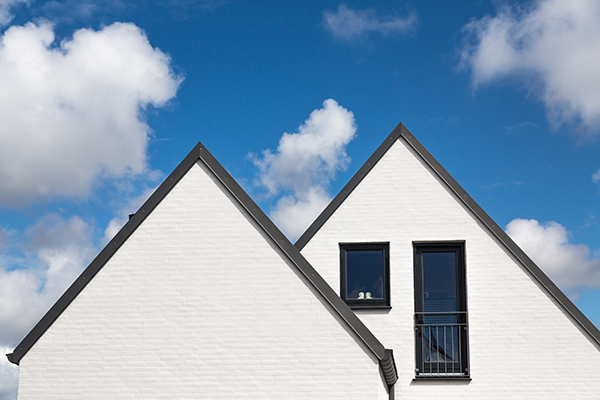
left=414, top=241, right=469, bottom=379
left=340, top=242, right=390, bottom=309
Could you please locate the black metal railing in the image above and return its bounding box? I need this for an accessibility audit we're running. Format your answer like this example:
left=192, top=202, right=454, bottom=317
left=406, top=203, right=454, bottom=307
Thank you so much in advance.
left=415, top=311, right=468, bottom=376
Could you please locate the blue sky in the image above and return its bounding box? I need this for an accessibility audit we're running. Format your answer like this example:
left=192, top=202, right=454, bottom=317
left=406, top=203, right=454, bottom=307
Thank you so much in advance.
left=2, top=0, right=600, bottom=397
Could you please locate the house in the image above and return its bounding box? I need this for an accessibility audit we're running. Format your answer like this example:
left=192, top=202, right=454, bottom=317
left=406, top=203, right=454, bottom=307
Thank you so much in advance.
left=8, top=123, right=600, bottom=399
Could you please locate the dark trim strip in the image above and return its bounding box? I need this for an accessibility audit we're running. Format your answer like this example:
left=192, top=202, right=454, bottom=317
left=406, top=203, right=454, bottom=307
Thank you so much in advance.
left=295, top=122, right=600, bottom=347
left=8, top=141, right=397, bottom=385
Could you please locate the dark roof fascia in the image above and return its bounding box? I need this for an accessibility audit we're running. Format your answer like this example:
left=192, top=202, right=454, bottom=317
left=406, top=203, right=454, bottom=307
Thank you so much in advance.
left=295, top=122, right=600, bottom=347
left=8, top=141, right=397, bottom=385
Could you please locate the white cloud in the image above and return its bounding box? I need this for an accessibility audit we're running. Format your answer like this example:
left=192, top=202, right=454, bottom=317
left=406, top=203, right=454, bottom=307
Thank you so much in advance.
left=0, top=0, right=26, bottom=26
left=461, top=0, right=600, bottom=131
left=506, top=218, right=600, bottom=293
left=0, top=22, right=182, bottom=206
left=324, top=4, right=417, bottom=41
left=251, top=99, right=357, bottom=240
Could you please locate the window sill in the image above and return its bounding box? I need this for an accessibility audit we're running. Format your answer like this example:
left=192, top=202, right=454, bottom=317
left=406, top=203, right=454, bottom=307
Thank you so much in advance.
left=413, top=376, right=471, bottom=382
left=349, top=305, right=392, bottom=310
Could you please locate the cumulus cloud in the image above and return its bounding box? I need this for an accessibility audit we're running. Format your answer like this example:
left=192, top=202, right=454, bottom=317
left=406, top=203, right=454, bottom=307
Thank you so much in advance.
left=324, top=4, right=417, bottom=41
left=506, top=218, right=600, bottom=294
left=0, top=22, right=182, bottom=206
left=251, top=99, right=357, bottom=240
left=461, top=0, right=600, bottom=131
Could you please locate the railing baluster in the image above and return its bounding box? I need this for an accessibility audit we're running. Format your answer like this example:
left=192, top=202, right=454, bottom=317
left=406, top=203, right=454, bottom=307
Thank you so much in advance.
left=444, top=325, right=448, bottom=374
left=428, top=326, right=432, bottom=372
left=423, top=325, right=426, bottom=374
left=458, top=324, right=462, bottom=375
left=431, top=325, right=440, bottom=374
left=451, top=325, right=455, bottom=374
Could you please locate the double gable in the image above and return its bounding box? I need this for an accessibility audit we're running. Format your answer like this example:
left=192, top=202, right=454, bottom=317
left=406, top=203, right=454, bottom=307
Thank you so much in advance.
left=9, top=122, right=600, bottom=399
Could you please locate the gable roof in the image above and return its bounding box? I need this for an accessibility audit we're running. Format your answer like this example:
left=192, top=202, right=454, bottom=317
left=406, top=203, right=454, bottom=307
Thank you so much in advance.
left=296, top=122, right=600, bottom=348
left=7, top=140, right=397, bottom=386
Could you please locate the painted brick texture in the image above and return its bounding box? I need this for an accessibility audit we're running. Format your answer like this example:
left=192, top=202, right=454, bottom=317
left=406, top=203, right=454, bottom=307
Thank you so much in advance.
left=17, top=161, right=387, bottom=399
left=300, top=138, right=600, bottom=399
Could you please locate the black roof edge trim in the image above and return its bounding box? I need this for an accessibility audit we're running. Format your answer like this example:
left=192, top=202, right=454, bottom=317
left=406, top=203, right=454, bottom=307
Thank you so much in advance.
left=380, top=349, right=397, bottom=387
left=8, top=142, right=205, bottom=365
left=9, top=140, right=396, bottom=382
left=295, top=123, right=403, bottom=251
left=196, top=145, right=390, bottom=362
left=295, top=122, right=600, bottom=347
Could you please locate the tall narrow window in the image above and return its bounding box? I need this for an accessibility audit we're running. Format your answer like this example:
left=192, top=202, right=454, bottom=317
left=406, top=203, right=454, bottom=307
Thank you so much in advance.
left=414, top=242, right=468, bottom=377
left=340, top=243, right=390, bottom=309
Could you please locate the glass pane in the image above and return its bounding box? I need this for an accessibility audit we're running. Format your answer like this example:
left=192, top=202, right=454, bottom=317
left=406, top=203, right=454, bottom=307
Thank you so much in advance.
left=422, top=252, right=457, bottom=323
left=422, top=325, right=459, bottom=366
left=346, top=249, right=384, bottom=299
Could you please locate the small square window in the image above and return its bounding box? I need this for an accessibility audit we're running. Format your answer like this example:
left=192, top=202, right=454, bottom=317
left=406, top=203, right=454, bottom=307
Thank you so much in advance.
left=340, top=243, right=390, bottom=309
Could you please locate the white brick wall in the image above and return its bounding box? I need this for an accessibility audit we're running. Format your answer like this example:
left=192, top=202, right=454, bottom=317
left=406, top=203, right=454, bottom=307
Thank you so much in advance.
left=18, top=161, right=388, bottom=399
left=300, top=138, right=600, bottom=399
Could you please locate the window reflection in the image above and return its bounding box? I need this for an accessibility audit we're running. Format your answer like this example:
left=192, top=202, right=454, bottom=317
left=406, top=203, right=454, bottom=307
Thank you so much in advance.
left=346, top=249, right=384, bottom=299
